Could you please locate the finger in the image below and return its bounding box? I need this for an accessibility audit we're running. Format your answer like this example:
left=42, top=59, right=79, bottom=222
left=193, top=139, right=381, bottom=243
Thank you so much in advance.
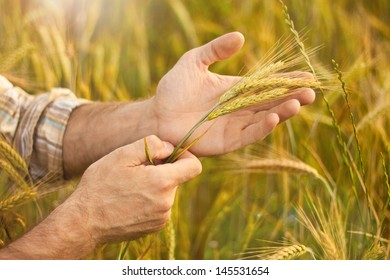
left=268, top=99, right=301, bottom=122
left=295, top=88, right=316, bottom=105
left=239, top=113, right=279, bottom=148
left=111, top=135, right=174, bottom=166
left=157, top=151, right=202, bottom=185
left=195, top=32, right=245, bottom=67
left=270, top=71, right=314, bottom=79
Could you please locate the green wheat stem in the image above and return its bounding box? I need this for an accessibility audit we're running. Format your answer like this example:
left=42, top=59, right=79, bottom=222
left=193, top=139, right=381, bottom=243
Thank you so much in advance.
left=279, top=0, right=369, bottom=233
left=166, top=103, right=220, bottom=163
left=332, top=59, right=365, bottom=182
left=280, top=0, right=355, bottom=183
left=332, top=59, right=374, bottom=229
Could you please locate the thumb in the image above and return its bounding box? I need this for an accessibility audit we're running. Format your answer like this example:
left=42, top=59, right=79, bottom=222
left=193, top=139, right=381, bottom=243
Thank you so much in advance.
left=111, top=135, right=174, bottom=166
left=195, top=32, right=245, bottom=68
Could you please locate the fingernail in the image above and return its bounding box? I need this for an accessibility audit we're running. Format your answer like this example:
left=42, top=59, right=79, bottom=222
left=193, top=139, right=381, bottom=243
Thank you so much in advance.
left=163, top=141, right=174, bottom=153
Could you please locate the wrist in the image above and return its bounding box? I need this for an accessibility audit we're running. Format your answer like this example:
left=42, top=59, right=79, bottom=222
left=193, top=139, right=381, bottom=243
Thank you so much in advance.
left=46, top=195, right=97, bottom=257
left=64, top=97, right=158, bottom=177
left=121, top=97, right=158, bottom=139
left=0, top=194, right=96, bottom=259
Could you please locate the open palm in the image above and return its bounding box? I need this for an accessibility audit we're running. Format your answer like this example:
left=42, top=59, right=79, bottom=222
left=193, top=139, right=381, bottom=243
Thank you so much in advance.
left=152, top=32, right=315, bottom=156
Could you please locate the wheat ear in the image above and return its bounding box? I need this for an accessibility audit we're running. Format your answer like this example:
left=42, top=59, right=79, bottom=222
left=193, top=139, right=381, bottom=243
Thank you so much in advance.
left=363, top=243, right=386, bottom=260
left=0, top=159, right=30, bottom=189
left=263, top=244, right=308, bottom=260
left=355, top=102, right=390, bottom=133
left=0, top=189, right=37, bottom=213
left=167, top=219, right=176, bottom=260
left=0, top=139, right=29, bottom=175
left=0, top=44, right=34, bottom=72
left=225, top=156, right=334, bottom=197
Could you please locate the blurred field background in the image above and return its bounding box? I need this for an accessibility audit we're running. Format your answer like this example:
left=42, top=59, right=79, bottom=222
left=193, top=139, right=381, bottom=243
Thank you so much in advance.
left=0, top=0, right=389, bottom=259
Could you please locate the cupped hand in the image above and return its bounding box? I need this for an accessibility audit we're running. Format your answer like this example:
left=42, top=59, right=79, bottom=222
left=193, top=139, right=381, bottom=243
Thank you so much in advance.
left=152, top=32, right=315, bottom=156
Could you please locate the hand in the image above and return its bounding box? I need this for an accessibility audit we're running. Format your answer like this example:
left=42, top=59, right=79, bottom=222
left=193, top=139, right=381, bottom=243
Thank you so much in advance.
left=152, top=32, right=315, bottom=156
left=0, top=135, right=201, bottom=259
left=66, top=135, right=202, bottom=244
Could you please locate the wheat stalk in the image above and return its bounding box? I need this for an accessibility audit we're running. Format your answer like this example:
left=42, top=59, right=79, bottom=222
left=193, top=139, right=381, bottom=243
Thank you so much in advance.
left=280, top=0, right=354, bottom=178
left=333, top=60, right=365, bottom=180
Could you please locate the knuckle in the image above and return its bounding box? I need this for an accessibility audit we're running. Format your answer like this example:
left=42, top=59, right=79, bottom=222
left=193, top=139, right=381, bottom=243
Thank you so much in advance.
left=156, top=200, right=173, bottom=214
left=180, top=49, right=198, bottom=64
left=146, top=135, right=160, bottom=145
left=154, top=221, right=167, bottom=232
left=193, top=160, right=203, bottom=176
left=161, top=173, right=176, bottom=188
left=181, top=50, right=194, bottom=60
left=152, top=211, right=171, bottom=232
left=145, top=135, right=165, bottom=151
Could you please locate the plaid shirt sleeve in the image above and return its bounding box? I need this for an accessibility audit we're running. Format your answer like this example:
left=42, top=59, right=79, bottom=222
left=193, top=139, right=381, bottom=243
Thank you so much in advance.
left=0, top=75, right=89, bottom=180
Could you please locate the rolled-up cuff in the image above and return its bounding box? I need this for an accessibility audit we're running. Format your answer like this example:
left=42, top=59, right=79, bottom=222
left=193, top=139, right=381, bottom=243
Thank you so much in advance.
left=20, top=88, right=89, bottom=180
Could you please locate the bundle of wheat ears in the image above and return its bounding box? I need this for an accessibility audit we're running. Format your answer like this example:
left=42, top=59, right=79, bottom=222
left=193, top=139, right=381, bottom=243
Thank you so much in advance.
left=149, top=35, right=323, bottom=163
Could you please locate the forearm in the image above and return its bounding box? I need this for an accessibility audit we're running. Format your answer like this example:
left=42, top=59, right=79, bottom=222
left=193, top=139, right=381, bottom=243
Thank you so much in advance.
left=63, top=97, right=157, bottom=177
left=0, top=198, right=95, bottom=259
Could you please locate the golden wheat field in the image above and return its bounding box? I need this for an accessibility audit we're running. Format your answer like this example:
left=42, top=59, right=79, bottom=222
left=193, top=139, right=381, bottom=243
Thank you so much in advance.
left=0, top=0, right=389, bottom=260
